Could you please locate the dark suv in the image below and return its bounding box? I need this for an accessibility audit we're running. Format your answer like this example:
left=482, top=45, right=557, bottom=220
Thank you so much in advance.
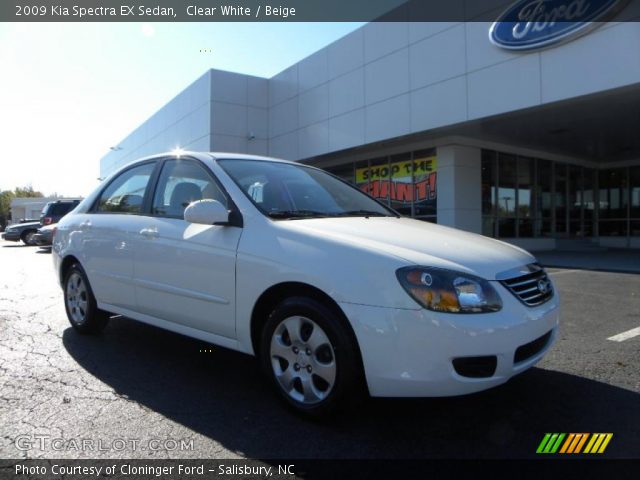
left=40, top=200, right=80, bottom=226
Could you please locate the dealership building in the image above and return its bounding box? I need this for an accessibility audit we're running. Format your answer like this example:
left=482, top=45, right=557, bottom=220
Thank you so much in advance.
left=101, top=7, right=640, bottom=250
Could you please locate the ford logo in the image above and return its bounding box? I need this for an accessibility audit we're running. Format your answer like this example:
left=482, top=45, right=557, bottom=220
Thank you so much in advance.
left=489, top=0, right=629, bottom=51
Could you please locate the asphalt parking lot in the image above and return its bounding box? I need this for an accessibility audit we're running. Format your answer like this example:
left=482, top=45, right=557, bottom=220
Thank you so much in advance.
left=0, top=239, right=638, bottom=460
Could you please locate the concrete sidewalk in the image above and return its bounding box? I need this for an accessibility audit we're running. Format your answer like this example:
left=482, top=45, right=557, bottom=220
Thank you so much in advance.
left=532, top=249, right=640, bottom=274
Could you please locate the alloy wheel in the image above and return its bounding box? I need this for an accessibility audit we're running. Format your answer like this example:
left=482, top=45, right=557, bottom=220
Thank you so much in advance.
left=66, top=272, right=88, bottom=325
left=269, top=315, right=337, bottom=404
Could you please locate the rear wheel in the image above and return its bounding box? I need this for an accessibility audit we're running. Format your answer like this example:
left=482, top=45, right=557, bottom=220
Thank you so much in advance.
left=260, top=297, right=364, bottom=416
left=63, top=264, right=109, bottom=334
left=21, top=230, right=37, bottom=246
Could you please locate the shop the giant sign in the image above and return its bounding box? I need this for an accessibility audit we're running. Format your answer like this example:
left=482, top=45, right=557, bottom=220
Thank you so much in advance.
left=357, top=156, right=437, bottom=203
left=489, top=0, right=628, bottom=50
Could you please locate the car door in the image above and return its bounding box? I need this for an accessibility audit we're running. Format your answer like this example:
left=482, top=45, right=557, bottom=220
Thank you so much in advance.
left=80, top=161, right=157, bottom=311
left=132, top=158, right=242, bottom=339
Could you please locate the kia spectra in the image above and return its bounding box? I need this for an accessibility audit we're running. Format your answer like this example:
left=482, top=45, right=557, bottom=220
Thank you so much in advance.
left=53, top=152, right=560, bottom=415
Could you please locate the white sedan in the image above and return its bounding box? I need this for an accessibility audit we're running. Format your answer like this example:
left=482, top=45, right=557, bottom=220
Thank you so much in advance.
left=53, top=152, right=560, bottom=415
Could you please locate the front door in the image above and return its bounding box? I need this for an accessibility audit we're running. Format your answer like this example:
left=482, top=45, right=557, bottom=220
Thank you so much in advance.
left=132, top=158, right=241, bottom=339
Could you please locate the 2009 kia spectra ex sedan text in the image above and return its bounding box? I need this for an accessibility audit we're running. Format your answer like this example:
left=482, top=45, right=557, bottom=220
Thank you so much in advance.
left=53, top=152, right=560, bottom=415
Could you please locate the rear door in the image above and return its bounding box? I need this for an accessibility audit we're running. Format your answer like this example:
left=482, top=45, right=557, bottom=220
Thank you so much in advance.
left=80, top=161, right=157, bottom=311
left=132, top=158, right=242, bottom=339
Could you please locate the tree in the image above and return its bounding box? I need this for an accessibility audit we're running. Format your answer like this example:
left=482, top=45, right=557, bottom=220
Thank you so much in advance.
left=14, top=185, right=43, bottom=198
left=0, top=191, right=12, bottom=230
left=0, top=186, right=44, bottom=230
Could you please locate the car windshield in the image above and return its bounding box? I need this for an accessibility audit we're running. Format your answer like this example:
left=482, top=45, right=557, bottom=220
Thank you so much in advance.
left=217, top=159, right=397, bottom=219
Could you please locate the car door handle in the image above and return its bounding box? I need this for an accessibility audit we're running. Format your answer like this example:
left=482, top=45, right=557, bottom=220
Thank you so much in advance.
left=139, top=227, right=159, bottom=239
left=79, top=220, right=92, bottom=230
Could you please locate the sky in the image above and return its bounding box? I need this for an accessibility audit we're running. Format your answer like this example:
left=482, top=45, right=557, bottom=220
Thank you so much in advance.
left=0, top=22, right=364, bottom=197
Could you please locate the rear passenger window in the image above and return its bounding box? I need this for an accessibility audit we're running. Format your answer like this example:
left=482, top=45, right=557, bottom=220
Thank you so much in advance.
left=152, top=160, right=227, bottom=218
left=97, top=163, right=154, bottom=213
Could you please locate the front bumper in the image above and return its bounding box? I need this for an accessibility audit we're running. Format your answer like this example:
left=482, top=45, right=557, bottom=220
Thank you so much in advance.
left=340, top=283, right=560, bottom=397
left=1, top=232, right=20, bottom=241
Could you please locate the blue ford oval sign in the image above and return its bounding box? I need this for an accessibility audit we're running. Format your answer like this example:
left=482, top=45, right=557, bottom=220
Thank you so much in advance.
left=489, top=0, right=628, bottom=51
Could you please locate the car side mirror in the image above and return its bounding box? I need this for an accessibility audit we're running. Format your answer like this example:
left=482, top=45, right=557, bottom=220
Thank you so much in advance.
left=184, top=199, right=230, bottom=226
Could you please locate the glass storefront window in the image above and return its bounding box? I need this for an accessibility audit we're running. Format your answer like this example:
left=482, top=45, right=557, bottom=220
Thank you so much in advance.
left=599, top=168, right=628, bottom=219
left=412, top=149, right=437, bottom=219
left=630, top=166, right=640, bottom=222
left=349, top=150, right=437, bottom=220
left=537, top=160, right=553, bottom=237
left=555, top=163, right=567, bottom=236
left=354, top=159, right=369, bottom=194
left=497, top=153, right=517, bottom=237
left=325, top=149, right=640, bottom=241
left=599, top=168, right=628, bottom=237
left=369, top=157, right=391, bottom=207
left=481, top=150, right=496, bottom=237
left=387, top=153, right=411, bottom=215
left=583, top=168, right=595, bottom=237
left=517, top=156, right=535, bottom=237
left=568, top=165, right=584, bottom=237
left=481, top=151, right=600, bottom=239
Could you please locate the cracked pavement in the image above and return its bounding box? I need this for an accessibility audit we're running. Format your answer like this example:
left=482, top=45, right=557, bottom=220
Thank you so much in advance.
left=0, top=239, right=638, bottom=459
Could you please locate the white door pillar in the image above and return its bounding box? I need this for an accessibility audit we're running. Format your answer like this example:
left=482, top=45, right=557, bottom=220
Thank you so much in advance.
left=436, top=145, right=482, bottom=233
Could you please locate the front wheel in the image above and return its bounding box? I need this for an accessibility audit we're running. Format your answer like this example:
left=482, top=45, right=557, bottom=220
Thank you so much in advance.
left=21, top=230, right=37, bottom=246
left=63, top=264, right=109, bottom=334
left=260, top=297, right=364, bottom=416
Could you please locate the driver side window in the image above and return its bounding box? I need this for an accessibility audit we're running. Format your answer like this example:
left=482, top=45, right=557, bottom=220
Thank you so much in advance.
left=152, top=160, right=227, bottom=218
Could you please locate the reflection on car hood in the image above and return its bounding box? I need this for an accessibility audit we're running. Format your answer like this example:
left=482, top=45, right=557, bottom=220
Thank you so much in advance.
left=8, top=221, right=40, bottom=230
left=279, top=216, right=535, bottom=279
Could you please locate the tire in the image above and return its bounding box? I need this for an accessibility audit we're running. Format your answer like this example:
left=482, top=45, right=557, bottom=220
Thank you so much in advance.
left=21, top=230, right=37, bottom=246
left=259, top=296, right=364, bottom=417
left=63, top=263, right=109, bottom=334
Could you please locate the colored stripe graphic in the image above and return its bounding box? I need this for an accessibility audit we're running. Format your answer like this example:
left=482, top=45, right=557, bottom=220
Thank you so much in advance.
left=597, top=433, right=613, bottom=453
left=584, top=434, right=599, bottom=453
left=559, top=433, right=575, bottom=454
left=538, top=433, right=613, bottom=454
left=550, top=433, right=565, bottom=453
left=566, top=433, right=584, bottom=453
left=536, top=433, right=565, bottom=453
left=536, top=433, right=552, bottom=453
left=573, top=433, right=589, bottom=453
left=584, top=433, right=614, bottom=454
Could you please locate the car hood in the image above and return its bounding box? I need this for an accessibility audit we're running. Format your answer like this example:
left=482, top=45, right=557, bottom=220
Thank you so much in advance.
left=278, top=216, right=536, bottom=280
left=8, top=221, right=40, bottom=230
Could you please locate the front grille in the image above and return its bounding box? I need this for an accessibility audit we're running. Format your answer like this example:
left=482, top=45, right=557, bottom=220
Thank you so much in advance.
left=500, top=265, right=553, bottom=307
left=514, top=330, right=553, bottom=364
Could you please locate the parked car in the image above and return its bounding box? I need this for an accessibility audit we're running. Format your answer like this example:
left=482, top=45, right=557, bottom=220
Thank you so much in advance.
left=53, top=152, right=560, bottom=415
left=33, top=224, right=56, bottom=248
left=40, top=199, right=80, bottom=226
left=2, top=221, right=42, bottom=245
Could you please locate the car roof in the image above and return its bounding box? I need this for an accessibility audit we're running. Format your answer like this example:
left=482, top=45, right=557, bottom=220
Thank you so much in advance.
left=130, top=151, right=299, bottom=165
left=107, top=151, right=312, bottom=183
left=209, top=152, right=294, bottom=163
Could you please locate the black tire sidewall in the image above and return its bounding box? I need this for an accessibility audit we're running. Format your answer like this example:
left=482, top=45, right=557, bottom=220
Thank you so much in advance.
left=260, top=296, right=361, bottom=416
left=63, top=263, right=107, bottom=334
left=21, top=230, right=36, bottom=245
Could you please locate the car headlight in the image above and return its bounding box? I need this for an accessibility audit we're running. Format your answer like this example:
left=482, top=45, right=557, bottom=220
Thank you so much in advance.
left=396, top=266, right=502, bottom=313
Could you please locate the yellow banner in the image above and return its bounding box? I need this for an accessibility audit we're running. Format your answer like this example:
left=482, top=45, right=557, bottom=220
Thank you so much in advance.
left=356, top=156, right=437, bottom=183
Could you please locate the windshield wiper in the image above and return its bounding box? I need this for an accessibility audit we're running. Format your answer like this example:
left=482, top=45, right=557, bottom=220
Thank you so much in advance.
left=267, top=210, right=329, bottom=219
